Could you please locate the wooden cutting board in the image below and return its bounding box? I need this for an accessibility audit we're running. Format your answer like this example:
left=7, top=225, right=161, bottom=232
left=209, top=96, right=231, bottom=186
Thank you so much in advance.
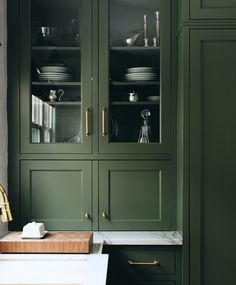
left=0, top=231, right=93, bottom=253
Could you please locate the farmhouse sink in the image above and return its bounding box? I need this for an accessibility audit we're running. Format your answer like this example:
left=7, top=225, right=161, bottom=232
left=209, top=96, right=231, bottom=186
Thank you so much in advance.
left=0, top=253, right=108, bottom=285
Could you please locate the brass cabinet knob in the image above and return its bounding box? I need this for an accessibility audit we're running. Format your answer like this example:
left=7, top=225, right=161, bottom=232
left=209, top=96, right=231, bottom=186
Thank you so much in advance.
left=85, top=212, right=90, bottom=219
left=102, top=212, right=108, bottom=219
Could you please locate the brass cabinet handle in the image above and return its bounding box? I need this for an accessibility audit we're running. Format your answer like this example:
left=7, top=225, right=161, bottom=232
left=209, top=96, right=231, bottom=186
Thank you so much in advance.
left=85, top=212, right=90, bottom=219
left=85, top=108, right=90, bottom=136
left=101, top=107, right=107, bottom=136
left=102, top=212, right=108, bottom=219
left=128, top=260, right=160, bottom=266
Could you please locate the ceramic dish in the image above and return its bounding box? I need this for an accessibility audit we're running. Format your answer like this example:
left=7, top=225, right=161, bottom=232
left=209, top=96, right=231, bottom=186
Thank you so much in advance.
left=20, top=231, right=48, bottom=239
left=147, top=96, right=160, bottom=101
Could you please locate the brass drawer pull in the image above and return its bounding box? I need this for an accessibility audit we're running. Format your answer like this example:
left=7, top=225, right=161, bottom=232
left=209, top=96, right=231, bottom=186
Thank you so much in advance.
left=128, top=260, right=160, bottom=266
left=101, top=107, right=107, bottom=136
left=85, top=108, right=90, bottom=136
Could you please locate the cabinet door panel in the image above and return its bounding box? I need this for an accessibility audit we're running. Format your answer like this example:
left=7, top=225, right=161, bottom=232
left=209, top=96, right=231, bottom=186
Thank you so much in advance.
left=99, top=161, right=172, bottom=230
left=98, top=0, right=171, bottom=154
left=189, top=29, right=236, bottom=285
left=20, top=0, right=93, bottom=153
left=190, top=0, right=236, bottom=19
left=21, top=160, right=92, bottom=230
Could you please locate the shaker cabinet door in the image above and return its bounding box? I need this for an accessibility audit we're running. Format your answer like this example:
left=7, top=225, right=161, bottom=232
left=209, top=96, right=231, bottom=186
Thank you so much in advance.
left=99, top=161, right=172, bottom=230
left=20, top=160, right=92, bottom=230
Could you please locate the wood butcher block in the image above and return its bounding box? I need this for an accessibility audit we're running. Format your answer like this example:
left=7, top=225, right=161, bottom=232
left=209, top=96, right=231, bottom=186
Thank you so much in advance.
left=0, top=231, right=93, bottom=253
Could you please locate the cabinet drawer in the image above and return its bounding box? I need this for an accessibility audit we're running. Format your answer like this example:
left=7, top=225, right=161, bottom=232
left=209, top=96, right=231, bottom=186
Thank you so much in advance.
left=104, top=246, right=182, bottom=285
left=114, top=247, right=176, bottom=276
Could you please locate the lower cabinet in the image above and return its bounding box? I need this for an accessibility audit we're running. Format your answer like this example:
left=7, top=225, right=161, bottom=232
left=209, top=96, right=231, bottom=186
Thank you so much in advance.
left=20, top=160, right=93, bottom=230
left=99, top=161, right=172, bottom=230
left=103, top=245, right=182, bottom=285
left=20, top=160, right=172, bottom=231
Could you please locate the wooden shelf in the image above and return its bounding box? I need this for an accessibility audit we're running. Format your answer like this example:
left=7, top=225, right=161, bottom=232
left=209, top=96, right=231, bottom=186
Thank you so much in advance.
left=32, top=81, right=81, bottom=86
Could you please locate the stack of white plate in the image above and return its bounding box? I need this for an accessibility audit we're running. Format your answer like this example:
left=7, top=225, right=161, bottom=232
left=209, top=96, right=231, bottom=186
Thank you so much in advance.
left=125, top=67, right=156, bottom=81
left=38, top=64, right=71, bottom=81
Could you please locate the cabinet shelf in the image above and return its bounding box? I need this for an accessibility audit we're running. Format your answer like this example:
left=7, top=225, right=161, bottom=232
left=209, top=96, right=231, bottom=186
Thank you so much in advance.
left=111, top=101, right=160, bottom=106
left=32, top=46, right=81, bottom=51
left=110, top=46, right=160, bottom=53
left=47, top=101, right=81, bottom=106
left=32, top=81, right=81, bottom=86
left=111, top=81, right=159, bottom=86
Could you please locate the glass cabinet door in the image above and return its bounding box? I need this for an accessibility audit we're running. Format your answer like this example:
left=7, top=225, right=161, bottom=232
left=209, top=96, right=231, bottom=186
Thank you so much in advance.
left=20, top=0, right=92, bottom=153
left=99, top=0, right=171, bottom=153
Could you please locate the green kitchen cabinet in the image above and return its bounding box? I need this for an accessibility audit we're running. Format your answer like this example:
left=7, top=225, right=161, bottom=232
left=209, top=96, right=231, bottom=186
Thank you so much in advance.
left=104, top=245, right=182, bottom=285
left=7, top=0, right=177, bottom=231
left=178, top=28, right=236, bottom=285
left=20, top=160, right=93, bottom=230
left=10, top=0, right=175, bottom=155
left=19, top=0, right=93, bottom=154
left=98, top=0, right=172, bottom=154
left=99, top=161, right=173, bottom=230
left=179, top=0, right=236, bottom=21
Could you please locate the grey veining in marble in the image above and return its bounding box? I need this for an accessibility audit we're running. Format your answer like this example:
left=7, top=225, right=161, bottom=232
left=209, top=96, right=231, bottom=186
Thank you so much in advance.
left=93, top=231, right=182, bottom=246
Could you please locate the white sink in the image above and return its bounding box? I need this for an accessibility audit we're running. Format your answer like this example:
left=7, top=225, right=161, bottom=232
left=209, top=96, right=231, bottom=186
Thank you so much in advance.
left=0, top=254, right=108, bottom=285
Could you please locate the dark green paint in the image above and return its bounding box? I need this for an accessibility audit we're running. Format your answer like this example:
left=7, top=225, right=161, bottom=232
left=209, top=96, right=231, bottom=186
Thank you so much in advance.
left=190, top=0, right=236, bottom=20
left=99, top=161, right=172, bottom=230
left=189, top=29, right=236, bottom=285
left=98, top=0, right=171, bottom=154
left=21, top=160, right=92, bottom=230
left=177, top=27, right=190, bottom=285
left=20, top=0, right=93, bottom=154
left=104, top=245, right=182, bottom=285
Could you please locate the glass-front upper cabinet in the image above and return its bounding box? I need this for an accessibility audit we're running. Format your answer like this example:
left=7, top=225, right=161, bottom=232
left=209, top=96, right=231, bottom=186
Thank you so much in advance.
left=20, top=0, right=92, bottom=153
left=99, top=0, right=171, bottom=153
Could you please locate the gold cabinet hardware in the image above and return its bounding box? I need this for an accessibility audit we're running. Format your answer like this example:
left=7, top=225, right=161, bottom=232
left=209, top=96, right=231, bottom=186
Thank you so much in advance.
left=101, top=212, right=108, bottom=219
left=101, top=107, right=107, bottom=136
left=85, top=212, right=90, bottom=219
left=128, top=260, right=160, bottom=266
left=85, top=108, right=90, bottom=136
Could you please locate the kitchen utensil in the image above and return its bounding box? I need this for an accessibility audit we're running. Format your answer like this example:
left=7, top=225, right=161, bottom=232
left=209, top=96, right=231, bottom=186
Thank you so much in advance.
left=48, top=89, right=64, bottom=102
left=143, top=14, right=148, bottom=46
left=125, top=31, right=142, bottom=46
left=138, top=109, right=152, bottom=143
left=128, top=91, right=139, bottom=102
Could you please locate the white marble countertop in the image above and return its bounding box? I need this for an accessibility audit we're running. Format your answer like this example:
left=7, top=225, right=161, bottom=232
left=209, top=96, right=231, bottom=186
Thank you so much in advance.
left=93, top=231, right=183, bottom=246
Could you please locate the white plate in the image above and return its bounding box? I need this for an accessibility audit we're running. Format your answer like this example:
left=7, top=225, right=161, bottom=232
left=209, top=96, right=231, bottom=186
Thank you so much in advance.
left=147, top=96, right=160, bottom=101
left=39, top=72, right=70, bottom=76
left=125, top=73, right=156, bottom=81
left=39, top=76, right=71, bottom=79
left=20, top=231, right=48, bottom=239
left=41, top=67, right=69, bottom=73
left=127, top=67, right=154, bottom=73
